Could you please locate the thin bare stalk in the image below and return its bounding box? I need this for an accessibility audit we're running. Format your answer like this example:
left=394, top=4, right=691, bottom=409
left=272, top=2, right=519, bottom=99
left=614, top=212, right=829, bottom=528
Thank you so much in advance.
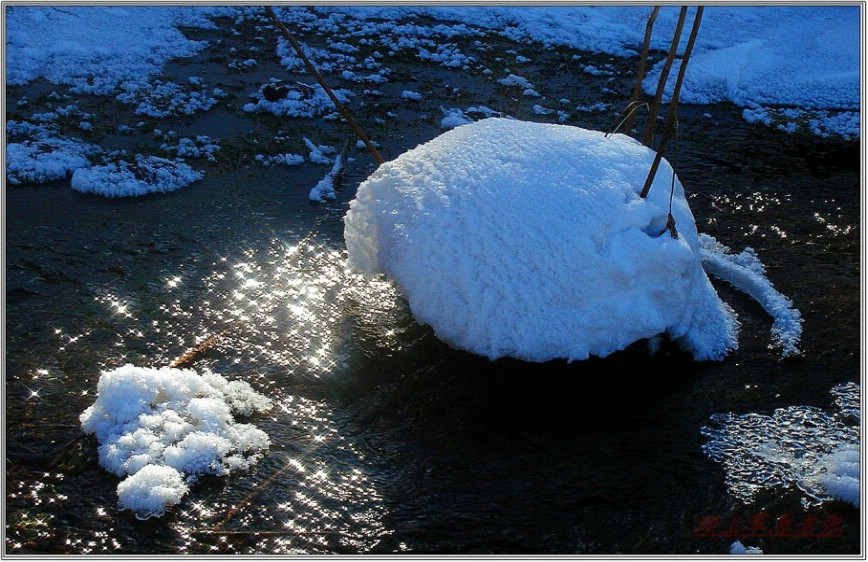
left=624, top=6, right=660, bottom=135
left=642, top=6, right=688, bottom=147
left=264, top=6, right=384, bottom=165
left=640, top=7, right=704, bottom=199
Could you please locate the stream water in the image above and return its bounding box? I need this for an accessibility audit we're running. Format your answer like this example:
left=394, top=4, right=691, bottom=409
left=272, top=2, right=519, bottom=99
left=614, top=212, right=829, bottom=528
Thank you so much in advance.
left=4, top=13, right=861, bottom=556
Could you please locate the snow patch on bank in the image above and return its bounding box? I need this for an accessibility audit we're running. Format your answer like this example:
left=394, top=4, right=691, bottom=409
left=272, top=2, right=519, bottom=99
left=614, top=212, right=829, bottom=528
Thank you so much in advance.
left=80, top=364, right=272, bottom=519
left=298, top=5, right=859, bottom=138
left=71, top=155, right=203, bottom=197
left=6, top=121, right=99, bottom=185
left=5, top=6, right=229, bottom=94
left=345, top=118, right=739, bottom=362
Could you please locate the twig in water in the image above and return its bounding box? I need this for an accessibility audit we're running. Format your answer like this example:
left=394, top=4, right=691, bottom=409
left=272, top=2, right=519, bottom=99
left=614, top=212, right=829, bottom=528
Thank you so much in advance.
left=48, top=434, right=87, bottom=468
left=170, top=322, right=244, bottom=369
left=213, top=456, right=299, bottom=532
left=263, top=6, right=384, bottom=165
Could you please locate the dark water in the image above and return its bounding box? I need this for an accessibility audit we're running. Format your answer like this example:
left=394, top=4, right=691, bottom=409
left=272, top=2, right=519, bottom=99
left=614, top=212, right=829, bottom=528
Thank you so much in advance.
left=5, top=14, right=861, bottom=556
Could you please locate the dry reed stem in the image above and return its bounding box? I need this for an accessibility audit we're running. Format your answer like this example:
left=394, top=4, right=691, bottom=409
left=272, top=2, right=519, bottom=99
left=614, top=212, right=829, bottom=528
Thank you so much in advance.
left=624, top=6, right=661, bottom=135
left=642, top=7, right=688, bottom=147
left=608, top=101, right=649, bottom=137
left=640, top=7, right=704, bottom=199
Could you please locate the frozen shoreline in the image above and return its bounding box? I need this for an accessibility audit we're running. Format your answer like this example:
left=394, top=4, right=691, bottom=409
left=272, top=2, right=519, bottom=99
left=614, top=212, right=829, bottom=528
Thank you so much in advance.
left=4, top=6, right=860, bottom=196
left=6, top=6, right=860, bottom=139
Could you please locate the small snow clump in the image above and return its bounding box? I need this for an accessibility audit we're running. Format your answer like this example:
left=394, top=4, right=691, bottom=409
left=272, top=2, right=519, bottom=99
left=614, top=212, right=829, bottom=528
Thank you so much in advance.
left=730, top=541, right=763, bottom=555
left=80, top=364, right=272, bottom=519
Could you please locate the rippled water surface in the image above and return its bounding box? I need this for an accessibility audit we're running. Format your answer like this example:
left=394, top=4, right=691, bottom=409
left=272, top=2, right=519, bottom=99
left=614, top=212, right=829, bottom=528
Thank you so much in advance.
left=5, top=16, right=861, bottom=556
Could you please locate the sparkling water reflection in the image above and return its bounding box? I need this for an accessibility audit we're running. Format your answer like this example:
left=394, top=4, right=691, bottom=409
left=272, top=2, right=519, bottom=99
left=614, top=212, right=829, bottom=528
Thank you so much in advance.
left=4, top=233, right=407, bottom=554
left=173, top=394, right=391, bottom=554
left=91, top=235, right=402, bottom=553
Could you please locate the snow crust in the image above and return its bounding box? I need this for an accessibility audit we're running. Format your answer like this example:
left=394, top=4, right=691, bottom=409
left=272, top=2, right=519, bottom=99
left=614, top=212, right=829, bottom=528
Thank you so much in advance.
left=80, top=364, right=272, bottom=519
left=6, top=121, right=98, bottom=185
left=345, top=118, right=738, bottom=362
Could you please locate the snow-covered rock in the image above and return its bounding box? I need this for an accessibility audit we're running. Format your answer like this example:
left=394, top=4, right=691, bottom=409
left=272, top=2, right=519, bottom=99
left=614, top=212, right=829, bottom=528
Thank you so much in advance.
left=345, top=118, right=738, bottom=362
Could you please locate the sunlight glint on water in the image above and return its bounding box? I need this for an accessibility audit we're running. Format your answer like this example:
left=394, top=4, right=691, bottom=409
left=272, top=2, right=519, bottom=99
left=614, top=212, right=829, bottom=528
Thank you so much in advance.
left=87, top=235, right=405, bottom=552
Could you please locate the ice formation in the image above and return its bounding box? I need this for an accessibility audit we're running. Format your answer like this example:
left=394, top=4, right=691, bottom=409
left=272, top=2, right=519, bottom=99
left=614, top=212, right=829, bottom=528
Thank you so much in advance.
left=256, top=153, right=305, bottom=167
left=702, top=382, right=860, bottom=508
left=699, top=234, right=802, bottom=357
left=116, top=79, right=224, bottom=118
left=310, top=151, right=345, bottom=202
left=80, top=364, right=272, bottom=519
left=345, top=118, right=739, bottom=362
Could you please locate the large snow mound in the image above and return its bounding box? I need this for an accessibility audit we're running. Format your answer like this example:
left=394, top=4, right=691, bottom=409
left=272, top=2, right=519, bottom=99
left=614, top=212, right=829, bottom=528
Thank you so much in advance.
left=345, top=118, right=738, bottom=362
left=80, top=364, right=272, bottom=519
